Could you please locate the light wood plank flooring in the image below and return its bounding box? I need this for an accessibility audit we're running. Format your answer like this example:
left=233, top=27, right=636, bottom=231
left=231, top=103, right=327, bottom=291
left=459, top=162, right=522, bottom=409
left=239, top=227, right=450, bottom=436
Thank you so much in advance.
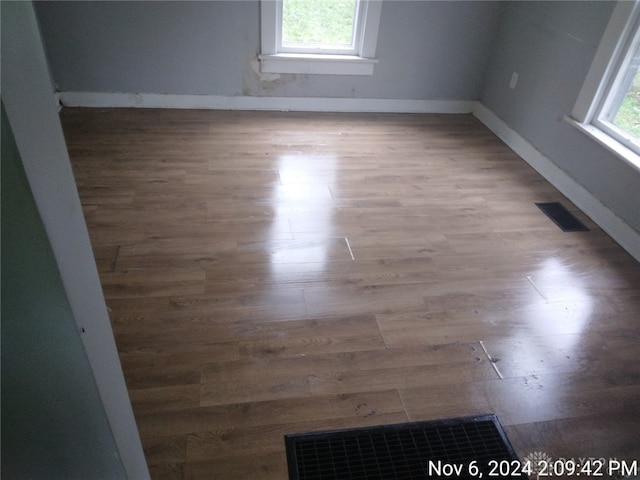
left=61, top=109, right=640, bottom=480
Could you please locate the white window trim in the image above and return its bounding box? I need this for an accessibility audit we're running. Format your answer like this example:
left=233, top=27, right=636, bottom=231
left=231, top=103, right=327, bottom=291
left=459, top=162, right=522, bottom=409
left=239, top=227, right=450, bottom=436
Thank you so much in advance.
left=568, top=0, right=640, bottom=173
left=259, top=0, right=382, bottom=75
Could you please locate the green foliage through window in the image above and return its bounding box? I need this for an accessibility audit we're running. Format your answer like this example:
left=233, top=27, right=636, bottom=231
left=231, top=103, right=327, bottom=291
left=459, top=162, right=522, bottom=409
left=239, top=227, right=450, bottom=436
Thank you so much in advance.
left=282, top=0, right=358, bottom=47
left=613, top=69, right=640, bottom=138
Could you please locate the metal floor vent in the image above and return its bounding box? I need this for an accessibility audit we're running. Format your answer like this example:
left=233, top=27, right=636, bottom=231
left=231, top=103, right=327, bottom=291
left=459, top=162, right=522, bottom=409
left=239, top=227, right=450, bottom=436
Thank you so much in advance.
left=285, top=414, right=526, bottom=480
left=536, top=202, right=589, bottom=232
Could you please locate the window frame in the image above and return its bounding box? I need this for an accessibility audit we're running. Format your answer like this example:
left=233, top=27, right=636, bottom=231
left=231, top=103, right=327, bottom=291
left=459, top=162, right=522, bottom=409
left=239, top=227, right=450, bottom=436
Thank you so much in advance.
left=569, top=0, right=640, bottom=171
left=591, top=16, right=640, bottom=156
left=259, top=0, right=382, bottom=76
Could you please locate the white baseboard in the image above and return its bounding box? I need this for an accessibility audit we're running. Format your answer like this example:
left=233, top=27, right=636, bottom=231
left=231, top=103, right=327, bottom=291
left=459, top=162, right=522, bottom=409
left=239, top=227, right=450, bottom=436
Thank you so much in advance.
left=56, top=91, right=474, bottom=114
left=473, top=102, right=640, bottom=263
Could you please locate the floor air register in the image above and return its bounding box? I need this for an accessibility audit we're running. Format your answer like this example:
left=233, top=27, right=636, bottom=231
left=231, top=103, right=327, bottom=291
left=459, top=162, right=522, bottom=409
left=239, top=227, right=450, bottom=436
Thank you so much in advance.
left=285, top=414, right=528, bottom=479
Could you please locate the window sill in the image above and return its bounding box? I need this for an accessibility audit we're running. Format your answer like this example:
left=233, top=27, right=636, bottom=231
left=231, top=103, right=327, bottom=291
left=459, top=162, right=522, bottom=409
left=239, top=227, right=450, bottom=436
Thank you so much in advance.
left=258, top=53, right=378, bottom=76
left=564, top=116, right=640, bottom=174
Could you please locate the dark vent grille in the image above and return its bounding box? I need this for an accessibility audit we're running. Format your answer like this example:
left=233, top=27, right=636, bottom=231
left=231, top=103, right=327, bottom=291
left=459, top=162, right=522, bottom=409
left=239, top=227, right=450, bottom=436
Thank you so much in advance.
left=536, top=202, right=589, bottom=232
left=285, top=414, right=526, bottom=480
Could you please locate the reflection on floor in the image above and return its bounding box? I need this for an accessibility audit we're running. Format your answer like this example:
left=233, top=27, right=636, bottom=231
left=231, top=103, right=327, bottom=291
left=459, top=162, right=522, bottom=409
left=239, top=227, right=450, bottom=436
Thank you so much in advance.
left=62, top=109, right=640, bottom=480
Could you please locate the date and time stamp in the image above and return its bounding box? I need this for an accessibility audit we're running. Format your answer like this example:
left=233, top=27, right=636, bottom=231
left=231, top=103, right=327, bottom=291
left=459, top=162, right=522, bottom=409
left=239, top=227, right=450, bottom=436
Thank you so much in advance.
left=427, top=453, right=639, bottom=478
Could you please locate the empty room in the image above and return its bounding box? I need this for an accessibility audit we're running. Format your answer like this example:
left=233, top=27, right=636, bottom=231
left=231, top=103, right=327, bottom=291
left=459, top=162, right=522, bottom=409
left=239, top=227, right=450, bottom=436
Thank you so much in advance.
left=2, top=1, right=640, bottom=479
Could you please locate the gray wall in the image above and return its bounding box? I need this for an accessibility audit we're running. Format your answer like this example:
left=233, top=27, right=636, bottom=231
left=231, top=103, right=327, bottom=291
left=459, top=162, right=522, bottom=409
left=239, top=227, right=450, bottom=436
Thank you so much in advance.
left=480, top=1, right=640, bottom=231
left=27, top=0, right=640, bottom=236
left=1, top=2, right=149, bottom=478
left=1, top=103, right=126, bottom=479
left=35, top=0, right=504, bottom=100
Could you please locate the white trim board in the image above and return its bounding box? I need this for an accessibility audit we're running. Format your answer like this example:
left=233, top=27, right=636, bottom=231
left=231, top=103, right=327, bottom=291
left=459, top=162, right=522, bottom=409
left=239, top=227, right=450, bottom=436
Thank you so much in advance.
left=473, top=102, right=640, bottom=264
left=56, top=92, right=474, bottom=114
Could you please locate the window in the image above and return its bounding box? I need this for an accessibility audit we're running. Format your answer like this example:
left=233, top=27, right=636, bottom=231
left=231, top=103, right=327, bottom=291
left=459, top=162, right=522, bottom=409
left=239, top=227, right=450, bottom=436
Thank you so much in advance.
left=570, top=1, right=640, bottom=169
left=259, top=0, right=382, bottom=75
left=592, top=17, right=640, bottom=155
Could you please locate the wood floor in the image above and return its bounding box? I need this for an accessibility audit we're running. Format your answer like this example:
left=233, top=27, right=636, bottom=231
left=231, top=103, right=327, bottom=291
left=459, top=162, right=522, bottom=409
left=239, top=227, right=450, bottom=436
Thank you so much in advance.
left=61, top=109, right=640, bottom=479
